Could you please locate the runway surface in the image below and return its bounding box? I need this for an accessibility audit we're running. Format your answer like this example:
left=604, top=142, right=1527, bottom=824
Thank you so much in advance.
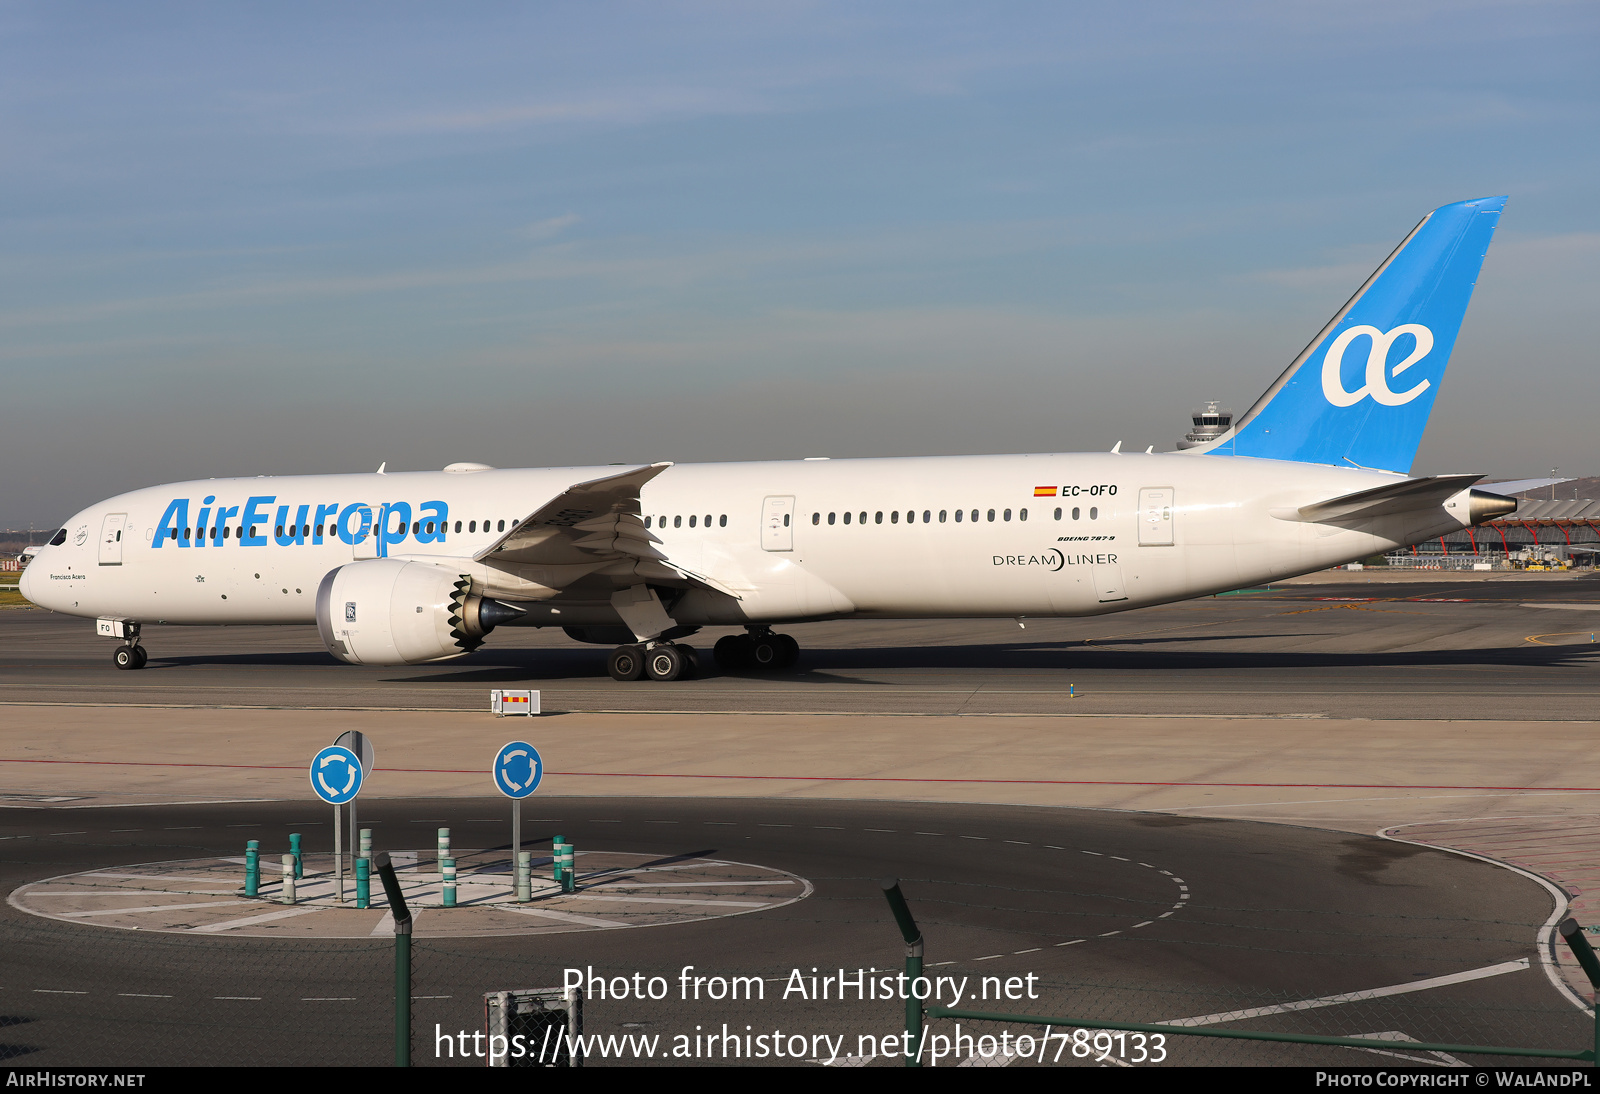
left=0, top=797, right=1580, bottom=1067
left=4, top=577, right=1600, bottom=719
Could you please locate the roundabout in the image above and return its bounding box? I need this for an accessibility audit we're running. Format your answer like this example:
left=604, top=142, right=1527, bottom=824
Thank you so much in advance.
left=8, top=849, right=812, bottom=939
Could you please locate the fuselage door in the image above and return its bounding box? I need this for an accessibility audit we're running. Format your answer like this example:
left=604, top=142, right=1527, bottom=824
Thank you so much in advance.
left=761, top=496, right=795, bottom=552
left=1138, top=488, right=1174, bottom=546
left=98, top=513, right=127, bottom=566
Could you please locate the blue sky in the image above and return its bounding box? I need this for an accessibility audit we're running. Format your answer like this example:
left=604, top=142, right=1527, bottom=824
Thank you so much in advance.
left=2, top=1, right=1596, bottom=525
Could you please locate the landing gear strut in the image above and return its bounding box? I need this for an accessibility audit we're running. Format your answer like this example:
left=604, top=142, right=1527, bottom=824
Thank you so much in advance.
left=713, top=628, right=799, bottom=674
left=608, top=642, right=700, bottom=682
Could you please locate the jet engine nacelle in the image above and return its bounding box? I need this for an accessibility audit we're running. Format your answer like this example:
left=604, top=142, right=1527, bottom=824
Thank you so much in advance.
left=315, top=559, right=522, bottom=666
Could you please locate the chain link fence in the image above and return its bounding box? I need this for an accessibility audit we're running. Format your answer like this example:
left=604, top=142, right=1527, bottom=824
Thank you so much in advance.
left=2, top=876, right=1593, bottom=1067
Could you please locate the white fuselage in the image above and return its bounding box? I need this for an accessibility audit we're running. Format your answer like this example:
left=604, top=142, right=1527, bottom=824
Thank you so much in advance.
left=20, top=452, right=1470, bottom=632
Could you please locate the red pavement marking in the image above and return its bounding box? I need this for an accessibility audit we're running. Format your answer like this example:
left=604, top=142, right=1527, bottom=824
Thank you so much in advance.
left=0, top=757, right=1598, bottom=792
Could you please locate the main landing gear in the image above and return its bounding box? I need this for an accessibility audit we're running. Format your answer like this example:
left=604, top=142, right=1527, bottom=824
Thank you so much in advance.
left=608, top=642, right=701, bottom=682
left=713, top=628, right=799, bottom=674
left=605, top=627, right=800, bottom=681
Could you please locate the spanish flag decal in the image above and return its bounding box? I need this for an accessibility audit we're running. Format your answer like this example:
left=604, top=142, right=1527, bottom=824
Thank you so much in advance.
left=1034, top=486, right=1057, bottom=497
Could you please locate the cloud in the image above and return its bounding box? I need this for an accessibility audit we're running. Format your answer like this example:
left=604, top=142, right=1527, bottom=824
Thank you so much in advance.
left=520, top=213, right=581, bottom=241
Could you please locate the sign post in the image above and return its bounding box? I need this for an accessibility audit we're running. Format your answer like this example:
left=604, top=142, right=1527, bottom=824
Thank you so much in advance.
left=310, top=744, right=365, bottom=902
left=332, top=731, right=376, bottom=902
left=492, top=741, right=543, bottom=875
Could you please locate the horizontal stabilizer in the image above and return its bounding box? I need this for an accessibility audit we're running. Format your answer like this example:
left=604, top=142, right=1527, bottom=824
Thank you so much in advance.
left=1293, top=474, right=1483, bottom=524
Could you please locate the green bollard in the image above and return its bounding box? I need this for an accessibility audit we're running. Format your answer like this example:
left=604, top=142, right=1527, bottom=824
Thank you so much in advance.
left=245, top=840, right=260, bottom=897
left=560, top=842, right=576, bottom=893
left=290, top=832, right=303, bottom=880
left=442, top=858, right=456, bottom=908
left=516, top=851, right=532, bottom=903
left=437, top=828, right=450, bottom=876
left=360, top=828, right=373, bottom=860
left=356, top=856, right=371, bottom=909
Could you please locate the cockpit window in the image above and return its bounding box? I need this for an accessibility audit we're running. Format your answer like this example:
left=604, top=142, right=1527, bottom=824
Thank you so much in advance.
left=49, top=528, right=66, bottom=546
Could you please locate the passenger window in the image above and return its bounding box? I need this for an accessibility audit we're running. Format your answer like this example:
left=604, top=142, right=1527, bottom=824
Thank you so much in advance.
left=987, top=509, right=995, bottom=522
left=512, top=519, right=518, bottom=526
left=674, top=516, right=682, bottom=528
left=642, top=517, right=650, bottom=529
left=719, top=515, right=727, bottom=527
left=923, top=510, right=931, bottom=523
left=1072, top=507, right=1080, bottom=520
left=955, top=509, right=963, bottom=522
left=812, top=513, right=820, bottom=525
left=843, top=512, right=852, bottom=524
left=939, top=510, right=947, bottom=523
left=276, top=526, right=284, bottom=537
left=428, top=522, right=436, bottom=534
left=170, top=529, right=178, bottom=540
left=970, top=510, right=979, bottom=522
left=705, top=514, right=712, bottom=527
left=498, top=520, right=505, bottom=532
left=828, top=512, right=836, bottom=525
left=891, top=511, right=899, bottom=524
left=222, top=527, right=230, bottom=539
left=875, top=512, right=883, bottom=524
left=783, top=514, right=790, bottom=526
left=860, top=512, right=867, bottom=524
left=689, top=515, right=697, bottom=528
left=454, top=521, right=462, bottom=533
left=1003, top=509, right=1011, bottom=522
left=1020, top=508, right=1027, bottom=521
left=1090, top=507, right=1098, bottom=520
left=1054, top=507, right=1062, bottom=520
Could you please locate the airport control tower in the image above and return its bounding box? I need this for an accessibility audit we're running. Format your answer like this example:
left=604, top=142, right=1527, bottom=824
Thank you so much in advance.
left=1177, top=401, right=1233, bottom=450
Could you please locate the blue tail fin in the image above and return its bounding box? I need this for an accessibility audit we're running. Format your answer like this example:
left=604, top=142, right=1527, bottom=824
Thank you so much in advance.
left=1202, top=196, right=1505, bottom=474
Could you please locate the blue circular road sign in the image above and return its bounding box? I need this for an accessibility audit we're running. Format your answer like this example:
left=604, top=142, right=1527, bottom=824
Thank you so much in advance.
left=310, top=745, right=364, bottom=804
left=493, top=741, right=543, bottom=799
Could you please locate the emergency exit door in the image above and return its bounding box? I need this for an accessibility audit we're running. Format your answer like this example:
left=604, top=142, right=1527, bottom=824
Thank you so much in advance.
left=98, top=513, right=127, bottom=565
left=761, top=496, right=795, bottom=551
left=1138, top=488, right=1174, bottom=546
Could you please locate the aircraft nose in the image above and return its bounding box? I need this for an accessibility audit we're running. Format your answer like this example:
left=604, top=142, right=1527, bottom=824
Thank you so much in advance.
left=17, top=561, right=36, bottom=605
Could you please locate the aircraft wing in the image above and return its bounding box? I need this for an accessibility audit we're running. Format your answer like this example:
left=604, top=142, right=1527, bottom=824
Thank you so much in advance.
left=1292, top=474, right=1484, bottom=524
left=472, top=463, right=687, bottom=587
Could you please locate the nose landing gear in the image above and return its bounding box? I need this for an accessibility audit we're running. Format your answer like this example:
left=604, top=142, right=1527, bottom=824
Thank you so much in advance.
left=99, top=618, right=148, bottom=670
left=113, top=644, right=147, bottom=670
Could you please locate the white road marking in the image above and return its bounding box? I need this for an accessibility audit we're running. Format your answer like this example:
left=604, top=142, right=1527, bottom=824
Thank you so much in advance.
left=117, top=993, right=172, bottom=998
left=192, top=906, right=322, bottom=933
left=368, top=907, right=424, bottom=936
left=566, top=893, right=768, bottom=908
left=64, top=899, right=255, bottom=918
left=503, top=906, right=627, bottom=928
left=594, top=881, right=795, bottom=888
left=1164, top=959, right=1530, bottom=1027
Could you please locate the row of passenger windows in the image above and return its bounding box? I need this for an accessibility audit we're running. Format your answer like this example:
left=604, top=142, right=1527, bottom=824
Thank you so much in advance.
left=810, top=506, right=1099, bottom=526
left=644, top=515, right=727, bottom=529
left=166, top=518, right=517, bottom=541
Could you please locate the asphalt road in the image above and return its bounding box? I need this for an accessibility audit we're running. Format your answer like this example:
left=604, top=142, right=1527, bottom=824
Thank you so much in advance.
left=4, top=578, right=1600, bottom=718
left=0, top=796, right=1582, bottom=1067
